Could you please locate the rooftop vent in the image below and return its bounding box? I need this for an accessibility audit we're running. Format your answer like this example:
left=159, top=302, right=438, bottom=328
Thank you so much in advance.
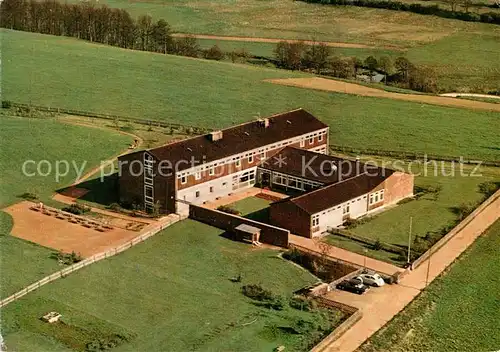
left=244, top=132, right=250, bottom=136
left=286, top=120, right=292, bottom=124
left=209, top=130, right=223, bottom=142
left=259, top=118, right=270, bottom=128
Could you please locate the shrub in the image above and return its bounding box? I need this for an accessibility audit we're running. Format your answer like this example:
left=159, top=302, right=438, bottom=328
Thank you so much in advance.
left=372, top=239, right=383, bottom=251
left=85, top=334, right=128, bottom=352
left=54, top=250, right=83, bottom=265
left=241, top=284, right=274, bottom=301
left=217, top=205, right=240, bottom=215
left=478, top=181, right=500, bottom=199
left=263, top=295, right=286, bottom=310
left=203, top=45, right=225, bottom=61
left=289, top=295, right=318, bottom=311
left=2, top=100, right=12, bottom=109
left=108, top=203, right=122, bottom=211
left=62, top=203, right=91, bottom=215
left=453, top=202, right=476, bottom=221
left=19, top=192, right=38, bottom=200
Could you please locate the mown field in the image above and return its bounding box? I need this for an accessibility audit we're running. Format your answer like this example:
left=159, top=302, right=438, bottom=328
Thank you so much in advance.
left=3, top=30, right=500, bottom=162
left=0, top=211, right=62, bottom=299
left=0, top=116, right=133, bottom=208
left=63, top=0, right=500, bottom=90
left=0, top=116, right=132, bottom=298
left=1, top=220, right=344, bottom=352
left=359, top=220, right=500, bottom=352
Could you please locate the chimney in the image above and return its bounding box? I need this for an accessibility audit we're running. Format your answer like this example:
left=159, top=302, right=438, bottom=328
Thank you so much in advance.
left=259, top=118, right=270, bottom=128
left=355, top=156, right=360, bottom=175
left=209, top=130, right=223, bottom=142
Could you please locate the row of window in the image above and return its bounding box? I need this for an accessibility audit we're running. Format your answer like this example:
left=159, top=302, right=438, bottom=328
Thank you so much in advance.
left=272, top=172, right=322, bottom=191
left=176, top=129, right=328, bottom=179
left=369, top=190, right=384, bottom=205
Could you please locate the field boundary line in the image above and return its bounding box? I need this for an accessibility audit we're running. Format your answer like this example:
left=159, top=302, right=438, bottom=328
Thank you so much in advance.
left=0, top=214, right=187, bottom=308
left=329, top=145, right=500, bottom=167
left=6, top=102, right=212, bottom=134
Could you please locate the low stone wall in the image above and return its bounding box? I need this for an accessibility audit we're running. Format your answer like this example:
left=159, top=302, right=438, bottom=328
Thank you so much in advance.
left=189, top=205, right=289, bottom=247
left=411, top=188, right=500, bottom=269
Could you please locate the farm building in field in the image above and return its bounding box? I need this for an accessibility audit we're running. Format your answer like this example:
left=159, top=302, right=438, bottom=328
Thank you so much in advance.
left=118, top=108, right=414, bottom=238
left=118, top=109, right=329, bottom=214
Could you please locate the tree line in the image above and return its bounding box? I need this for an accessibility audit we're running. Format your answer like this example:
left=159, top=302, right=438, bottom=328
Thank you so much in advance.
left=0, top=0, right=205, bottom=56
left=300, top=0, right=500, bottom=25
left=274, top=41, right=438, bottom=92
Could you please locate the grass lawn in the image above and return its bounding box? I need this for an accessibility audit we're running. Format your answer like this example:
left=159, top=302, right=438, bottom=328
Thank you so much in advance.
left=0, top=211, right=62, bottom=299
left=359, top=220, right=500, bottom=352
left=3, top=30, right=500, bottom=162
left=1, top=219, right=346, bottom=351
left=324, top=163, right=500, bottom=265
left=0, top=116, right=133, bottom=208
left=228, top=196, right=272, bottom=222
left=62, top=0, right=500, bottom=90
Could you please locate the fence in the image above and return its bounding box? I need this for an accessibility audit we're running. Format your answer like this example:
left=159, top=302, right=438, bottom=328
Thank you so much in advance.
left=329, top=145, right=500, bottom=167
left=0, top=214, right=186, bottom=308
left=411, top=188, right=500, bottom=269
left=7, top=102, right=212, bottom=135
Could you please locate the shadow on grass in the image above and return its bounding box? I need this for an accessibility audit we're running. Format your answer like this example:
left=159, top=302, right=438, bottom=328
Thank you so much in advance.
left=244, top=208, right=270, bottom=223
left=57, top=173, right=119, bottom=207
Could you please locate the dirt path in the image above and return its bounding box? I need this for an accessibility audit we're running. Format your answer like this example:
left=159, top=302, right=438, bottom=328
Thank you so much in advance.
left=440, top=93, right=500, bottom=100
left=267, top=77, right=500, bottom=113
left=172, top=33, right=393, bottom=49
left=323, top=190, right=500, bottom=352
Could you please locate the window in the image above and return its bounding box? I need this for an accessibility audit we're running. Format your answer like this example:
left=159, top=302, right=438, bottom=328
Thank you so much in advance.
left=309, top=137, right=314, bottom=145
left=312, top=216, right=319, bottom=227
left=235, top=159, right=241, bottom=168
left=248, top=155, right=253, bottom=163
left=260, top=151, right=265, bottom=160
left=195, top=191, right=200, bottom=198
left=300, top=140, right=305, bottom=147
left=145, top=186, right=153, bottom=198
left=318, top=134, right=323, bottom=142
left=210, top=186, right=214, bottom=193
left=343, top=205, right=350, bottom=214
left=380, top=190, right=385, bottom=200
left=195, top=172, right=201, bottom=180
left=181, top=176, right=187, bottom=184
left=209, top=167, right=215, bottom=176
left=222, top=182, right=227, bottom=187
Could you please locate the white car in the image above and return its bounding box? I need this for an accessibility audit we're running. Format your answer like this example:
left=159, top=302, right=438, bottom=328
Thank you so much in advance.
left=359, top=273, right=385, bottom=287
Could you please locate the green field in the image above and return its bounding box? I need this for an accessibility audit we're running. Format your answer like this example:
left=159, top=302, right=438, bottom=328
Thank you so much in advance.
left=0, top=116, right=132, bottom=208
left=1, top=220, right=346, bottom=351
left=62, top=0, right=500, bottom=90
left=359, top=220, right=500, bottom=352
left=4, top=30, right=500, bottom=162
left=0, top=211, right=62, bottom=299
left=324, top=163, right=500, bottom=265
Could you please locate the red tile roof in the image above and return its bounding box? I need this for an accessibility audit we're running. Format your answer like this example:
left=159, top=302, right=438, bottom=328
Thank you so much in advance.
left=144, top=109, right=328, bottom=172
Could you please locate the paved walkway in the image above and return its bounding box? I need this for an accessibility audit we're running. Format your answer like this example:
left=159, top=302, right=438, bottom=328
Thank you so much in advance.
left=289, top=234, right=402, bottom=276
left=323, top=191, right=500, bottom=352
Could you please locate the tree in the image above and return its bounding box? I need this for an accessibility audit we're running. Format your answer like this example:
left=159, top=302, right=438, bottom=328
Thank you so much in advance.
left=409, top=66, right=438, bottom=93
left=304, top=42, right=331, bottom=74
left=378, top=56, right=393, bottom=84
left=151, top=19, right=172, bottom=54
left=329, top=57, right=355, bottom=78
left=203, top=44, right=225, bottom=60
left=364, top=56, right=378, bottom=81
left=394, top=56, right=414, bottom=82
left=444, top=0, right=460, bottom=11
left=173, top=35, right=199, bottom=57
left=351, top=57, right=363, bottom=76
left=136, top=14, right=153, bottom=51
left=273, top=41, right=306, bottom=71
left=462, top=0, right=472, bottom=12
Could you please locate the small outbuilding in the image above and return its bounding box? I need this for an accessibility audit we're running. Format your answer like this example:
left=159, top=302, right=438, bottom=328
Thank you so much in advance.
left=234, top=224, right=261, bottom=243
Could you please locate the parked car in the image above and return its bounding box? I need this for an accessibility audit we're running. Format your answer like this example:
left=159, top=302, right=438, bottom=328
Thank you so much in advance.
left=359, top=273, right=385, bottom=287
left=336, top=278, right=370, bottom=295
